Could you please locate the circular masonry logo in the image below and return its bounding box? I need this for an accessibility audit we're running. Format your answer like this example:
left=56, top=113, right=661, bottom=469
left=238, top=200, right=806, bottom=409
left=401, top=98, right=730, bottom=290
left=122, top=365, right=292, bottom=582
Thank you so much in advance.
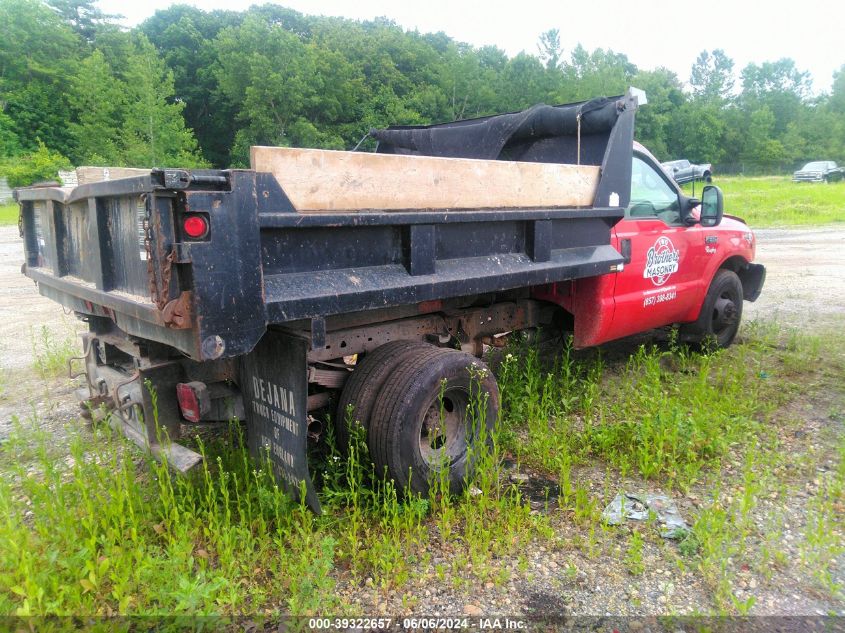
left=643, top=236, right=680, bottom=286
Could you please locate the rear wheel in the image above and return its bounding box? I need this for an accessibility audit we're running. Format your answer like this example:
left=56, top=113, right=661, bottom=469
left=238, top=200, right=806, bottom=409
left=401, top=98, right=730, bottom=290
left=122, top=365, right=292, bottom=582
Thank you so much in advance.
left=335, top=340, right=432, bottom=453
left=369, top=347, right=499, bottom=496
left=681, top=269, right=743, bottom=349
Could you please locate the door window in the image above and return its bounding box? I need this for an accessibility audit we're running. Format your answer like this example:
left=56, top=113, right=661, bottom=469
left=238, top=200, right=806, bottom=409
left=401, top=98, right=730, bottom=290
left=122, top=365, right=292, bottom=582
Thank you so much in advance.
left=628, top=156, right=682, bottom=225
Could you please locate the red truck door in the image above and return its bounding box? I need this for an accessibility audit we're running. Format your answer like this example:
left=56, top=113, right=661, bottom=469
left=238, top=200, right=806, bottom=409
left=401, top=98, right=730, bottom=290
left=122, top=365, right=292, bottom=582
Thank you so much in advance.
left=603, top=154, right=706, bottom=341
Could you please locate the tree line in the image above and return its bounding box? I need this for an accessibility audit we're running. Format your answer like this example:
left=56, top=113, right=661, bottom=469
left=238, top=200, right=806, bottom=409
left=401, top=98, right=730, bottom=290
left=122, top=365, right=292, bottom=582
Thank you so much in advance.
left=1, top=0, right=844, bottom=185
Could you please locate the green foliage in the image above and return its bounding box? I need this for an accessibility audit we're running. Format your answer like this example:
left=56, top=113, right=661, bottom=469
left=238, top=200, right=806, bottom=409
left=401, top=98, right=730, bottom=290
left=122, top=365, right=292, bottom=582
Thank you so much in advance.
left=45, top=0, right=119, bottom=42
left=0, top=0, right=79, bottom=156
left=629, top=67, right=685, bottom=159
left=0, top=141, right=71, bottom=187
left=741, top=107, right=786, bottom=167
left=624, top=529, right=645, bottom=575
left=740, top=59, right=811, bottom=139
left=690, top=49, right=735, bottom=103
left=564, top=45, right=636, bottom=101
left=0, top=0, right=841, bottom=172
left=537, top=29, right=563, bottom=70
left=496, top=323, right=821, bottom=492
left=0, top=320, right=839, bottom=615
left=120, top=35, right=208, bottom=167
left=30, top=324, right=78, bottom=378
left=0, top=381, right=549, bottom=615
left=68, top=49, right=126, bottom=165
left=140, top=5, right=241, bottom=167
left=0, top=112, right=23, bottom=158
left=830, top=65, right=845, bottom=114
left=0, top=0, right=207, bottom=168
left=212, top=15, right=355, bottom=165
left=670, top=101, right=727, bottom=164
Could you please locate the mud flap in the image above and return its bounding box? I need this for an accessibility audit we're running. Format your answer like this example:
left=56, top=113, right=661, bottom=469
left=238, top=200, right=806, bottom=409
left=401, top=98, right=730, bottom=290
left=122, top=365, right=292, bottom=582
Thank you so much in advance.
left=241, top=331, right=320, bottom=513
left=739, top=263, right=766, bottom=302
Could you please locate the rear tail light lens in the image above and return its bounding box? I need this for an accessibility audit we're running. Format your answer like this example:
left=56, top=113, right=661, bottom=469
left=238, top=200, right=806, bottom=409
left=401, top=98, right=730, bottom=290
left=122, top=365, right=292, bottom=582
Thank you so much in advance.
left=176, top=382, right=209, bottom=422
left=183, top=215, right=209, bottom=239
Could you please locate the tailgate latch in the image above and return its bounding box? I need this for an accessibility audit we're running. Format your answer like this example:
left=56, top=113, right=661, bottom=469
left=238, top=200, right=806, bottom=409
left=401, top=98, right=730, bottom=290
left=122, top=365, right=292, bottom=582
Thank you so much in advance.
left=163, top=169, right=192, bottom=189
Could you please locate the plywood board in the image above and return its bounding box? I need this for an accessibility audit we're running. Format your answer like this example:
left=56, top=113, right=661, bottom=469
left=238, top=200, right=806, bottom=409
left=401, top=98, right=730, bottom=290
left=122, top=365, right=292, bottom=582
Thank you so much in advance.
left=250, top=146, right=600, bottom=213
left=76, top=166, right=150, bottom=185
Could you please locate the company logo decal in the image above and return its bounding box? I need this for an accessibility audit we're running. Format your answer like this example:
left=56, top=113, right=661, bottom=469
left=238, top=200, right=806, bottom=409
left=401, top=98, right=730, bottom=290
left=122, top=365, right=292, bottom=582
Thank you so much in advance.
left=643, top=236, right=680, bottom=286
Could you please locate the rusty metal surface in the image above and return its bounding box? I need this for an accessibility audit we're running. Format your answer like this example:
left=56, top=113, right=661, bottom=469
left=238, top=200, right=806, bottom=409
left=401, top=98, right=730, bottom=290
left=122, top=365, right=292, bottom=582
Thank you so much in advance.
left=306, top=365, right=351, bottom=389
left=162, top=291, right=192, bottom=328
left=305, top=299, right=546, bottom=362
left=143, top=195, right=176, bottom=311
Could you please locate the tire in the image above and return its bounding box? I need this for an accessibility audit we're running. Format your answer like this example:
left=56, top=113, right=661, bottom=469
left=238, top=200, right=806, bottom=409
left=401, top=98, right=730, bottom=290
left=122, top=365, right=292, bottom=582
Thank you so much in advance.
left=369, top=347, right=499, bottom=496
left=681, top=269, right=744, bottom=349
left=335, top=340, right=433, bottom=453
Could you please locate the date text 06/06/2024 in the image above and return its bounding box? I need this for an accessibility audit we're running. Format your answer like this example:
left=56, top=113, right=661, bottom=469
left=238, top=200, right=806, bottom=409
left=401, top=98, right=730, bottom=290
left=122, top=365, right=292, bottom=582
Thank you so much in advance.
left=307, top=617, right=528, bottom=629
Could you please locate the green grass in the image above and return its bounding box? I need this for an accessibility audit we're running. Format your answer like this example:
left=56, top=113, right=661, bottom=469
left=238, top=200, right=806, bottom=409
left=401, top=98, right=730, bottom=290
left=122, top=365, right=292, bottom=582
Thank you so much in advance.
left=0, top=203, right=18, bottom=226
left=0, top=375, right=548, bottom=618
left=0, top=321, right=842, bottom=617
left=30, top=324, right=79, bottom=379
left=684, top=176, right=845, bottom=227
left=497, top=327, right=800, bottom=492
left=497, top=323, right=843, bottom=612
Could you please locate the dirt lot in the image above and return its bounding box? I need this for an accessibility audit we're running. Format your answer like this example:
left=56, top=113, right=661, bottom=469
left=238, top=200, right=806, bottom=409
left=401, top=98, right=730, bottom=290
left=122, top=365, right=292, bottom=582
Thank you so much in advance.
left=0, top=224, right=843, bottom=617
left=745, top=228, right=845, bottom=327
left=0, top=226, right=82, bottom=371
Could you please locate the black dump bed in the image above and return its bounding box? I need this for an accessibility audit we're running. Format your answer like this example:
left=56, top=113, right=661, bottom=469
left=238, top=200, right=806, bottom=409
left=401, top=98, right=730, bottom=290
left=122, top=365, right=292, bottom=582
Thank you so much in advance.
left=16, top=95, right=637, bottom=362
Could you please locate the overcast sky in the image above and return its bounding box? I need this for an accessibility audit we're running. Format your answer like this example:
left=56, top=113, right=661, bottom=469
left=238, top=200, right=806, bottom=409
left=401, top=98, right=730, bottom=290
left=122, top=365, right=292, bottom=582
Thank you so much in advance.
left=97, top=0, right=844, bottom=94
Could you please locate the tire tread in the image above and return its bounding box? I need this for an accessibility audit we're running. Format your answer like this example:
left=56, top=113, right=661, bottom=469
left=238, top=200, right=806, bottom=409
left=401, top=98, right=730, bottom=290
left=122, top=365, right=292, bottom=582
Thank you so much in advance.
left=369, top=347, right=498, bottom=494
left=335, top=340, right=433, bottom=452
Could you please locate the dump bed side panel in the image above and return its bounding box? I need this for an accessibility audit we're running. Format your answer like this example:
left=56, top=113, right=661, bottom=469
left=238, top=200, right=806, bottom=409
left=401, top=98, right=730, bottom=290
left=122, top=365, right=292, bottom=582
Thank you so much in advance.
left=257, top=208, right=623, bottom=324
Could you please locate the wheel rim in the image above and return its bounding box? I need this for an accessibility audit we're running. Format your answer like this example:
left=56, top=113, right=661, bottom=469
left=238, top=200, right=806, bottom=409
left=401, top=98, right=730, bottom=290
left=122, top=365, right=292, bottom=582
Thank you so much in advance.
left=711, top=292, right=738, bottom=336
left=417, top=387, right=470, bottom=466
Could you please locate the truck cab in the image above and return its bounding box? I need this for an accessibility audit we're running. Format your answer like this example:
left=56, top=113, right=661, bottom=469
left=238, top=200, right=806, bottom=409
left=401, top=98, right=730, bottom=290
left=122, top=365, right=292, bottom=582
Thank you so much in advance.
left=535, top=142, right=765, bottom=349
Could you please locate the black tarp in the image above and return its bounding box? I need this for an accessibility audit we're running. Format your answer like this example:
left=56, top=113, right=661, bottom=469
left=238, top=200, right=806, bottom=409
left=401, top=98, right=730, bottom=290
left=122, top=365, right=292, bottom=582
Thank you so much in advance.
left=371, top=97, right=622, bottom=165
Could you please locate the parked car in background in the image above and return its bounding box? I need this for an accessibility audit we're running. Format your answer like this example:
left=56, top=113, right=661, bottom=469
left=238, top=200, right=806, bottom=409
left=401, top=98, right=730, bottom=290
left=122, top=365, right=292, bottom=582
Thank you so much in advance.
left=792, top=161, right=844, bottom=183
left=661, top=159, right=713, bottom=185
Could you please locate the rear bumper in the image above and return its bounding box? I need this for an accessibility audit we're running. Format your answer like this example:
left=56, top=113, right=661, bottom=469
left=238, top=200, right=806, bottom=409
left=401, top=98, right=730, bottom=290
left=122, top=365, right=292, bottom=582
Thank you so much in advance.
left=739, top=263, right=766, bottom=302
left=75, top=334, right=204, bottom=472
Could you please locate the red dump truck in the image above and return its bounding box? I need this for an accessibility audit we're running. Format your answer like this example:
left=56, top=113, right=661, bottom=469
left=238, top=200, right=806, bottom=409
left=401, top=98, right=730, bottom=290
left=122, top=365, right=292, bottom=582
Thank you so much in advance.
left=15, top=92, right=764, bottom=511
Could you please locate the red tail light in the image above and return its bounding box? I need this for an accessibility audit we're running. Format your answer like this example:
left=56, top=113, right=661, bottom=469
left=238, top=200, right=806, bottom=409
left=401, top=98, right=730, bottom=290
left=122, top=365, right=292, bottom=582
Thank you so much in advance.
left=176, top=382, right=209, bottom=422
left=183, top=215, right=209, bottom=239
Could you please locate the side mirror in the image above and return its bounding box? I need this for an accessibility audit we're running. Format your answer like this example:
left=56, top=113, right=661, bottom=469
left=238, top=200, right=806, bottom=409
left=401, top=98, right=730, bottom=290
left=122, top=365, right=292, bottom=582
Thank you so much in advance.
left=700, top=185, right=724, bottom=227
left=683, top=197, right=700, bottom=225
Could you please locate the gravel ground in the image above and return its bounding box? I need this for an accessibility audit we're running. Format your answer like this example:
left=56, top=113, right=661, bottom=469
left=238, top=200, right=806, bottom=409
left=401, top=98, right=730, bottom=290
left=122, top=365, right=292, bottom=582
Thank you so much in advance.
left=0, top=224, right=843, bottom=618
left=0, top=226, right=82, bottom=371
left=744, top=228, right=845, bottom=328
